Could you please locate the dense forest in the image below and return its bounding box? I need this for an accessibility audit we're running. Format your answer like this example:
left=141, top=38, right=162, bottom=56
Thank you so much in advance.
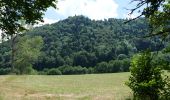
left=0, top=16, right=167, bottom=75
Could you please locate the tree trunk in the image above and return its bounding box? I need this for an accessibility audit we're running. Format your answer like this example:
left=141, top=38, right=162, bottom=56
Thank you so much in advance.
left=11, top=34, right=16, bottom=73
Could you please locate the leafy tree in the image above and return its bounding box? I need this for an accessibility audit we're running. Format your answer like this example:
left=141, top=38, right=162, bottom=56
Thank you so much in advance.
left=117, top=54, right=127, bottom=60
left=47, top=68, right=62, bottom=75
left=95, top=62, right=110, bottom=73
left=127, top=1, right=170, bottom=99
left=73, top=51, right=97, bottom=67
left=126, top=50, right=170, bottom=99
left=0, top=0, right=57, bottom=35
left=0, top=0, right=57, bottom=72
left=121, top=58, right=130, bottom=72
left=14, top=35, right=43, bottom=74
left=0, top=16, right=166, bottom=74
left=129, top=0, right=170, bottom=36
left=147, top=0, right=170, bottom=36
left=134, top=38, right=152, bottom=51
left=64, top=56, right=73, bottom=66
left=87, top=67, right=95, bottom=74
left=108, top=60, right=121, bottom=73
left=0, top=68, right=11, bottom=75
left=58, top=65, right=88, bottom=75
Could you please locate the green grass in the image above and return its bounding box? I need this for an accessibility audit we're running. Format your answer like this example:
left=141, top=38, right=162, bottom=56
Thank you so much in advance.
left=0, top=72, right=131, bottom=100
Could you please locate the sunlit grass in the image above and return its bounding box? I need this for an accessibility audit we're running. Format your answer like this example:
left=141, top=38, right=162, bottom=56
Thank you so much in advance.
left=1, top=72, right=168, bottom=100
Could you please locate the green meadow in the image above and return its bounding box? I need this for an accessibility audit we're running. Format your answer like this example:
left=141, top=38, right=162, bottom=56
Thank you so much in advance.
left=0, top=73, right=132, bottom=100
left=0, top=72, right=169, bottom=100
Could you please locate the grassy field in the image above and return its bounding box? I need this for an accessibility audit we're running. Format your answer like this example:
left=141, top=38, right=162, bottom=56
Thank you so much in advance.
left=0, top=72, right=132, bottom=100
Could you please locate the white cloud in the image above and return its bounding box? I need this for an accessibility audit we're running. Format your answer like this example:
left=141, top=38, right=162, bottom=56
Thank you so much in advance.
left=124, top=13, right=138, bottom=19
left=34, top=18, right=58, bottom=27
left=43, top=18, right=58, bottom=25
left=55, top=0, right=118, bottom=20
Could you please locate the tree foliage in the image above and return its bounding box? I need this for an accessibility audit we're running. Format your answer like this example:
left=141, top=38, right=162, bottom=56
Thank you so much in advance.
left=0, top=0, right=57, bottom=35
left=0, top=16, right=167, bottom=74
left=47, top=68, right=62, bottom=75
left=0, top=0, right=57, bottom=73
left=130, top=0, right=170, bottom=36
left=14, top=35, right=43, bottom=74
left=126, top=50, right=170, bottom=100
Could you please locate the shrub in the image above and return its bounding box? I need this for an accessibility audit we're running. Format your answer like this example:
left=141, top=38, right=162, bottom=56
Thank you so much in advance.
left=87, top=67, right=95, bottom=74
left=95, top=62, right=109, bottom=73
left=58, top=65, right=87, bottom=75
left=120, top=58, right=130, bottom=72
left=75, top=66, right=88, bottom=74
left=108, top=60, right=121, bottom=73
left=58, top=65, right=74, bottom=75
left=126, top=50, right=170, bottom=100
left=0, top=68, right=11, bottom=75
left=47, top=68, right=62, bottom=75
left=95, top=59, right=130, bottom=73
left=117, top=54, right=127, bottom=60
left=15, top=64, right=37, bottom=75
left=39, top=68, right=49, bottom=75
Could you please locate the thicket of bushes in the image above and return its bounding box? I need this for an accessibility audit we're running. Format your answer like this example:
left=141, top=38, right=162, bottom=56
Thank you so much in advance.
left=38, top=59, right=130, bottom=75
left=0, top=68, right=11, bottom=75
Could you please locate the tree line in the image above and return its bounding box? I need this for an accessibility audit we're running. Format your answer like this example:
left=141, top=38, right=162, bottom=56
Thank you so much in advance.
left=0, top=15, right=168, bottom=75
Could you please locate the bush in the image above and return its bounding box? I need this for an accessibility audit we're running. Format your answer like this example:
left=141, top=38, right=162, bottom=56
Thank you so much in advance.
left=73, top=66, right=88, bottom=74
left=15, top=64, right=37, bottom=75
left=87, top=67, right=95, bottom=74
left=47, top=68, right=62, bottom=75
left=117, top=54, right=127, bottom=60
left=39, top=68, right=49, bottom=75
left=95, top=62, right=109, bottom=73
left=0, top=68, right=11, bottom=75
left=58, top=65, right=88, bottom=75
left=95, top=59, right=130, bottom=73
left=120, top=58, right=130, bottom=72
left=108, top=60, right=121, bottom=73
left=126, top=50, right=170, bottom=100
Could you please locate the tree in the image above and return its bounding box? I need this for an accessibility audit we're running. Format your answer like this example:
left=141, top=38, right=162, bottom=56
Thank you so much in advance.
left=126, top=50, right=170, bottom=99
left=0, top=0, right=57, bottom=72
left=95, top=62, right=109, bottom=73
left=14, top=35, right=43, bottom=74
left=129, top=0, right=170, bottom=36
left=0, top=0, right=57, bottom=35
left=108, top=60, right=121, bottom=73
left=0, top=15, right=164, bottom=74
left=126, top=1, right=170, bottom=99
left=47, top=68, right=62, bottom=75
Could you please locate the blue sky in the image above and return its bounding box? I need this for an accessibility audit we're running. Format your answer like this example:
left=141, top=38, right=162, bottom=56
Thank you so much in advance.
left=42, top=0, right=140, bottom=24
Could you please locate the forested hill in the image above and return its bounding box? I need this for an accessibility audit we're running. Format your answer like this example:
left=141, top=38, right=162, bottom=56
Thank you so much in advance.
left=0, top=16, right=165, bottom=74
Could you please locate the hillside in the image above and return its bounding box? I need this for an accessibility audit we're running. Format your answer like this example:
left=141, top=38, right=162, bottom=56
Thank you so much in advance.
left=0, top=16, right=165, bottom=74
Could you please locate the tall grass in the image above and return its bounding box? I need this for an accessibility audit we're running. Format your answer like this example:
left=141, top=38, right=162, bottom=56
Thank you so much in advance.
left=0, top=72, right=144, bottom=100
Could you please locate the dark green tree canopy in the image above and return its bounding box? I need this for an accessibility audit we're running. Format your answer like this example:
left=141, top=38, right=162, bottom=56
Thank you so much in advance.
left=0, top=0, right=57, bottom=35
left=0, top=16, right=169, bottom=74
